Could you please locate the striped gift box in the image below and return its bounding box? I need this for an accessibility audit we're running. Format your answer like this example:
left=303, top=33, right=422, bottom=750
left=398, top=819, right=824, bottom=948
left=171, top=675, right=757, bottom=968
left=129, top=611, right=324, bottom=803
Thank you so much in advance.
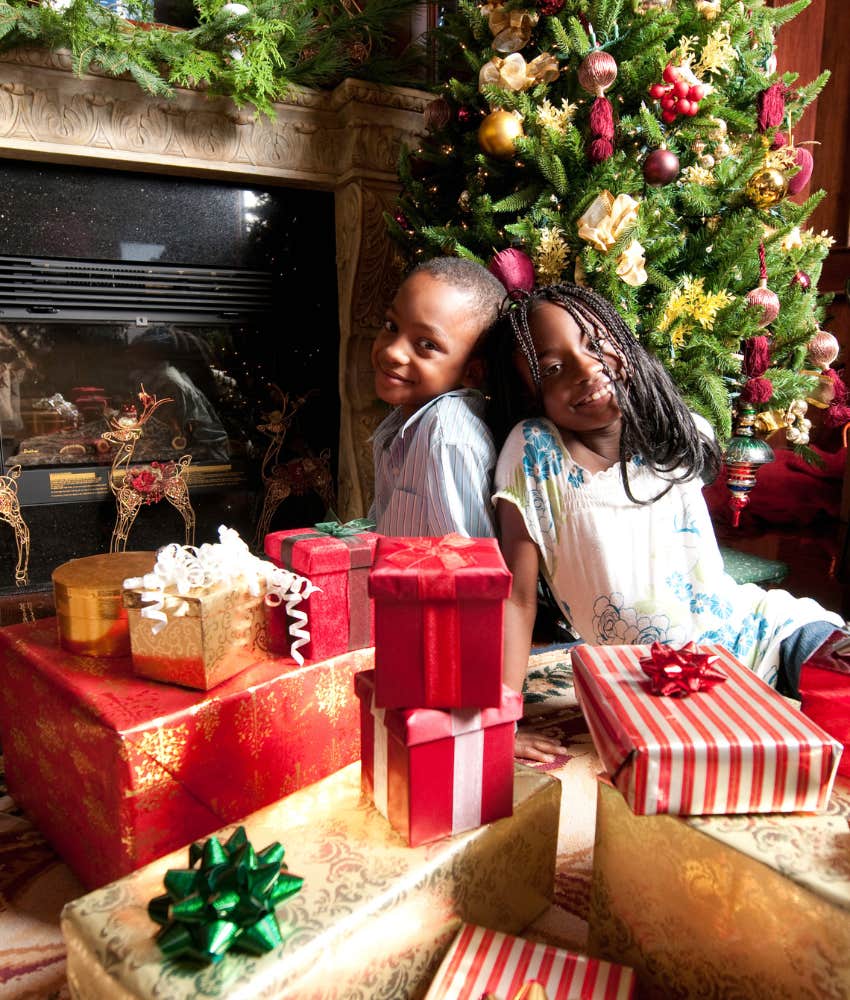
left=573, top=643, right=843, bottom=816
left=424, top=923, right=636, bottom=1000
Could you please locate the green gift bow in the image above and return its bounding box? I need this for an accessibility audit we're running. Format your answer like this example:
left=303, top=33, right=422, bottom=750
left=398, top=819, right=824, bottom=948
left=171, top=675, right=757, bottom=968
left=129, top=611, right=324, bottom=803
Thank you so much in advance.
left=312, top=512, right=376, bottom=538
left=148, top=826, right=304, bottom=964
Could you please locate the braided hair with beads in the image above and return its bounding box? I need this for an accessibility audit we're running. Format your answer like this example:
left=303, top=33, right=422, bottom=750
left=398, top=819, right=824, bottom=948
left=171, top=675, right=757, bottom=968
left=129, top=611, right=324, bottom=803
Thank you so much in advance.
left=483, top=282, right=720, bottom=505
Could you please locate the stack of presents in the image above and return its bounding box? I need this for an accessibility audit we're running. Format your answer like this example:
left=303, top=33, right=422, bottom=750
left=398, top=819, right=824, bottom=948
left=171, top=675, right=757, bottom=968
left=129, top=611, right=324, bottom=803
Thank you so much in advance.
left=0, top=519, right=849, bottom=998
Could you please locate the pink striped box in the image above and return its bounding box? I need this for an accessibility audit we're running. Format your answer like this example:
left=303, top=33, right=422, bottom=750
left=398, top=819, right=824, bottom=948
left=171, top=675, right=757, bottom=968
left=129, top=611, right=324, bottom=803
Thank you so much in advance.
left=572, top=643, right=842, bottom=816
left=425, top=923, right=636, bottom=1000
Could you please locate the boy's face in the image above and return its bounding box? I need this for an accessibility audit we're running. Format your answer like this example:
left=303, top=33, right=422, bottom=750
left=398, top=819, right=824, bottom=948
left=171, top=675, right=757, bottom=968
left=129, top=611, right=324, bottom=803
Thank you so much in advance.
left=372, top=271, right=484, bottom=417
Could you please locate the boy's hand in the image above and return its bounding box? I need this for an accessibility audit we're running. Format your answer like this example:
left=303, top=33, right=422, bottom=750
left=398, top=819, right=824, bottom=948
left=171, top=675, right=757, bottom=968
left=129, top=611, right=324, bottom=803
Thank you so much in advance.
left=514, top=727, right=568, bottom=764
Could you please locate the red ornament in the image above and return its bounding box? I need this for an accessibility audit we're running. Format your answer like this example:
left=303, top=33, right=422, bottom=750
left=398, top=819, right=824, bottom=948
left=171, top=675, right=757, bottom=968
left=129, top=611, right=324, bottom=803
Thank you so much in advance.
left=393, top=209, right=409, bottom=229
left=807, top=329, right=840, bottom=371
left=739, top=334, right=774, bottom=405
left=745, top=243, right=780, bottom=327
left=579, top=51, right=618, bottom=164
left=578, top=50, right=618, bottom=95
left=786, top=146, right=814, bottom=196
left=791, top=269, right=812, bottom=291
left=424, top=96, right=452, bottom=132
left=489, top=247, right=535, bottom=297
left=457, top=107, right=475, bottom=125
left=643, top=148, right=679, bottom=185
left=538, top=0, right=564, bottom=14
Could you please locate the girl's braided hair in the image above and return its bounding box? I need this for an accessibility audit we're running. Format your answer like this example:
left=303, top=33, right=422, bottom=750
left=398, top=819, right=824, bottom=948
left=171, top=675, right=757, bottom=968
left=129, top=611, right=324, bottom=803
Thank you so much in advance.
left=483, top=282, right=720, bottom=504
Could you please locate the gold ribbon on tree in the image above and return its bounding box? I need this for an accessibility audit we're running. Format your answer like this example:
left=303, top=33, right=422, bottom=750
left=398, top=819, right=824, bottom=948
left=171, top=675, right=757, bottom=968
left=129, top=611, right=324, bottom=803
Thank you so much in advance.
left=479, top=52, right=559, bottom=92
left=577, top=190, right=641, bottom=251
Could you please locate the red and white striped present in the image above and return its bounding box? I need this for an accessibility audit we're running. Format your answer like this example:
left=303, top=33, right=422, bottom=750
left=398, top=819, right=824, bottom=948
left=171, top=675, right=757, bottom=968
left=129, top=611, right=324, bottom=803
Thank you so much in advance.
left=355, top=670, right=521, bottom=846
left=424, top=923, right=636, bottom=1000
left=573, top=643, right=843, bottom=816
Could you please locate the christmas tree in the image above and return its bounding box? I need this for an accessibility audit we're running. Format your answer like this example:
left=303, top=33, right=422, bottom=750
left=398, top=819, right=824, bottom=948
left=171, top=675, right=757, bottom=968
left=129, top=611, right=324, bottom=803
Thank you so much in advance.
left=387, top=0, right=834, bottom=455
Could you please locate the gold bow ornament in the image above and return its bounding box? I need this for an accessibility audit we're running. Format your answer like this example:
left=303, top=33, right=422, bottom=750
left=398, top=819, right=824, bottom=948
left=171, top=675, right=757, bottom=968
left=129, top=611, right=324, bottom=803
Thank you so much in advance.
left=479, top=52, right=559, bottom=92
left=577, top=190, right=641, bottom=252
left=481, top=2, right=539, bottom=53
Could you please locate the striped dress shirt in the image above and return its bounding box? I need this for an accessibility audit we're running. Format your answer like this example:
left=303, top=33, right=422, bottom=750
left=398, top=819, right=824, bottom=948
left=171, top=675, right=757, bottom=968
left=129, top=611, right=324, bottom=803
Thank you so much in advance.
left=370, top=389, right=496, bottom=538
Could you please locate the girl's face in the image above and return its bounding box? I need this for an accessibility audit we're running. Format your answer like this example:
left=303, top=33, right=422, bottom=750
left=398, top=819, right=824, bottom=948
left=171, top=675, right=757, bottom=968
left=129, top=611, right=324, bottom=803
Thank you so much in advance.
left=517, top=301, right=625, bottom=435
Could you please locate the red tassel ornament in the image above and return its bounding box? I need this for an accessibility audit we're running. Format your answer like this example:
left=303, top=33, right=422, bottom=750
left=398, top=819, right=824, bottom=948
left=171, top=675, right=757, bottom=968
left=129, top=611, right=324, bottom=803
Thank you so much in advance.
left=739, top=334, right=774, bottom=405
left=579, top=50, right=617, bottom=164
left=757, top=83, right=786, bottom=132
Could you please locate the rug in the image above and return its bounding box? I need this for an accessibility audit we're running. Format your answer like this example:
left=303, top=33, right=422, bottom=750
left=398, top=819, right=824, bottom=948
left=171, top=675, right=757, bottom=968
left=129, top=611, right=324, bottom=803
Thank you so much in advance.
left=0, top=647, right=597, bottom=999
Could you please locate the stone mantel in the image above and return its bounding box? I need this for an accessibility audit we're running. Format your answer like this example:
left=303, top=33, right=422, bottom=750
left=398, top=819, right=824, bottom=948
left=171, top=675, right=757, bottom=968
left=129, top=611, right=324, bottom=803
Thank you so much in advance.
left=0, top=48, right=430, bottom=518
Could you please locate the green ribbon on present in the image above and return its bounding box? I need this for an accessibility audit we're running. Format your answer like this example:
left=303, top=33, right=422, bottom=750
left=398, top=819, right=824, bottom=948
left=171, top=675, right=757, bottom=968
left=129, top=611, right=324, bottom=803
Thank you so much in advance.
left=312, top=511, right=376, bottom=538
left=147, top=826, right=304, bottom=965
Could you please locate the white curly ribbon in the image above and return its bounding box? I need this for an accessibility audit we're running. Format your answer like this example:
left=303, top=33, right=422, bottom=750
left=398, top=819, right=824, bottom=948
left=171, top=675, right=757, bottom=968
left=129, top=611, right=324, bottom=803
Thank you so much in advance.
left=123, top=525, right=320, bottom=664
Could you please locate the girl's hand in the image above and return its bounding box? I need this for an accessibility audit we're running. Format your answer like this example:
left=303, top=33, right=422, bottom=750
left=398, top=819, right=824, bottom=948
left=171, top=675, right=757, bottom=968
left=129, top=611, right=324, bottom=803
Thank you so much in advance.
left=514, top=727, right=568, bottom=763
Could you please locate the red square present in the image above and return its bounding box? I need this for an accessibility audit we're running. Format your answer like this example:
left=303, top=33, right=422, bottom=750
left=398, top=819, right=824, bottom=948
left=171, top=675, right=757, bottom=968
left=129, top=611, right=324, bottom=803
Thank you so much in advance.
left=368, top=535, right=512, bottom=709
left=425, top=923, right=636, bottom=999
left=573, top=643, right=842, bottom=816
left=0, top=618, right=369, bottom=889
left=264, top=524, right=378, bottom=661
left=355, top=669, right=522, bottom=846
left=799, top=629, right=850, bottom=778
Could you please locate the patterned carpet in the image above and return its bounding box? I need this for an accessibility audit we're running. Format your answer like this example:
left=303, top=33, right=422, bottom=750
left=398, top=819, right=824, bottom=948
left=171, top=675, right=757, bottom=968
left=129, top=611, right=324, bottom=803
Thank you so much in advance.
left=0, top=646, right=597, bottom=999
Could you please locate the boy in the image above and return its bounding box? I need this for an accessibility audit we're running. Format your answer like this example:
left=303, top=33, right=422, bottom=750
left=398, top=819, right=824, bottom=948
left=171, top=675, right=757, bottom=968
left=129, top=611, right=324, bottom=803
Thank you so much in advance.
left=370, top=257, right=506, bottom=537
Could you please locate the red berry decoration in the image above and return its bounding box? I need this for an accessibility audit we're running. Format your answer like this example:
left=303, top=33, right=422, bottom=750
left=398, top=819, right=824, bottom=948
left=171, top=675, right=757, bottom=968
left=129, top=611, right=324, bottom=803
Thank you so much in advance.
left=538, top=0, right=564, bottom=14
left=643, top=148, right=680, bottom=186
left=579, top=50, right=618, bottom=164
left=648, top=64, right=706, bottom=123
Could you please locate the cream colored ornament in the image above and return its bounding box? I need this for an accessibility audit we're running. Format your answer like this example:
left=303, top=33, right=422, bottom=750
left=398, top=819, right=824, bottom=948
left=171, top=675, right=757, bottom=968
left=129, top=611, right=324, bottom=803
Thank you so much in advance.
left=783, top=399, right=811, bottom=445
left=780, top=226, right=803, bottom=252
left=577, top=191, right=640, bottom=252
left=616, top=239, right=648, bottom=286
left=695, top=0, right=721, bottom=19
left=634, top=0, right=673, bottom=11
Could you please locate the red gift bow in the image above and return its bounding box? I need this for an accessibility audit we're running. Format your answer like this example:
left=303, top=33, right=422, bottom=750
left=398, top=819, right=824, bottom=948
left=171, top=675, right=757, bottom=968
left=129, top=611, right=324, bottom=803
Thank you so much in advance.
left=639, top=641, right=727, bottom=697
left=383, top=533, right=477, bottom=579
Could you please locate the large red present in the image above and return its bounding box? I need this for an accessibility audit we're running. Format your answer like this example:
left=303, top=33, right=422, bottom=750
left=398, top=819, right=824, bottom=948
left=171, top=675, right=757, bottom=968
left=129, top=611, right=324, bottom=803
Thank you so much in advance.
left=264, top=521, right=379, bottom=661
left=573, top=643, right=842, bottom=816
left=369, top=535, right=512, bottom=709
left=425, top=923, right=636, bottom=999
left=0, top=618, right=369, bottom=889
left=799, top=628, right=850, bottom=778
left=355, top=668, right=522, bottom=846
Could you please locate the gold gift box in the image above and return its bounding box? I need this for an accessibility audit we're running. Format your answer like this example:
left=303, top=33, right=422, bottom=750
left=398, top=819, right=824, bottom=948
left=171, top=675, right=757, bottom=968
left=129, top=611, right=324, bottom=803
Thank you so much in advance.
left=588, top=777, right=850, bottom=998
left=123, top=578, right=269, bottom=689
left=61, top=761, right=560, bottom=1000
left=53, top=552, right=156, bottom=657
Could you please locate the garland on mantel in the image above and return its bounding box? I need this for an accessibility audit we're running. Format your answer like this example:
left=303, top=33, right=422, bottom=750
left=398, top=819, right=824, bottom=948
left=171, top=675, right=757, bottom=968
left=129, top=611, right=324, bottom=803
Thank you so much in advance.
left=0, top=0, right=425, bottom=116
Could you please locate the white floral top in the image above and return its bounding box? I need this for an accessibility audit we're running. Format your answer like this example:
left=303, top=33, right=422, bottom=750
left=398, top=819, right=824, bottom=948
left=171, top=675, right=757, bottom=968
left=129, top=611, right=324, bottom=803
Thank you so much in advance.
left=494, top=418, right=842, bottom=686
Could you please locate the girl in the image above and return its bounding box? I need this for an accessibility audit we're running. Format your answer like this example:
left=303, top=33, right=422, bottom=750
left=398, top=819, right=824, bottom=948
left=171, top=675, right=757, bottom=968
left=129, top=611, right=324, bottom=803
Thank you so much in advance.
left=485, top=283, right=845, bottom=763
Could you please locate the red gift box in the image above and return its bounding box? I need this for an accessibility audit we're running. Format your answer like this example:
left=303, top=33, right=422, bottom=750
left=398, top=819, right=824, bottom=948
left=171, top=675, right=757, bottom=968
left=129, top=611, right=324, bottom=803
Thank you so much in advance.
left=368, top=535, right=512, bottom=709
left=799, top=628, right=850, bottom=778
left=425, top=923, right=636, bottom=999
left=573, top=643, right=842, bottom=816
left=0, top=618, right=369, bottom=889
left=355, top=669, right=522, bottom=846
left=264, top=524, right=378, bottom=661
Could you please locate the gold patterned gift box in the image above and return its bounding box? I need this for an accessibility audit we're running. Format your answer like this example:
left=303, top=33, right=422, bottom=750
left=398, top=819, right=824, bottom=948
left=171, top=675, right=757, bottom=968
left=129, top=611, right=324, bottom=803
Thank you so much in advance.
left=53, top=551, right=156, bottom=657
left=61, top=761, right=561, bottom=1000
left=0, top=618, right=368, bottom=889
left=123, top=578, right=269, bottom=690
left=588, top=777, right=850, bottom=999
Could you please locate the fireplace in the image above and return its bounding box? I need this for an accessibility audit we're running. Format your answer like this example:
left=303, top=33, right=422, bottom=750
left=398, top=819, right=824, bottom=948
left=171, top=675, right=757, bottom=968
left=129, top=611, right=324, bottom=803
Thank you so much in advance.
left=0, top=48, right=429, bottom=592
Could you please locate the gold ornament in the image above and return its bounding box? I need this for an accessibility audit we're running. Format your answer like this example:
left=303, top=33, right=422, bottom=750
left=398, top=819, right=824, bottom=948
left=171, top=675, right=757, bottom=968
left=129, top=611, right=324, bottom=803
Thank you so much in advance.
left=101, top=386, right=195, bottom=554
left=477, top=109, right=524, bottom=159
left=745, top=167, right=788, bottom=209
left=0, top=464, right=30, bottom=587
